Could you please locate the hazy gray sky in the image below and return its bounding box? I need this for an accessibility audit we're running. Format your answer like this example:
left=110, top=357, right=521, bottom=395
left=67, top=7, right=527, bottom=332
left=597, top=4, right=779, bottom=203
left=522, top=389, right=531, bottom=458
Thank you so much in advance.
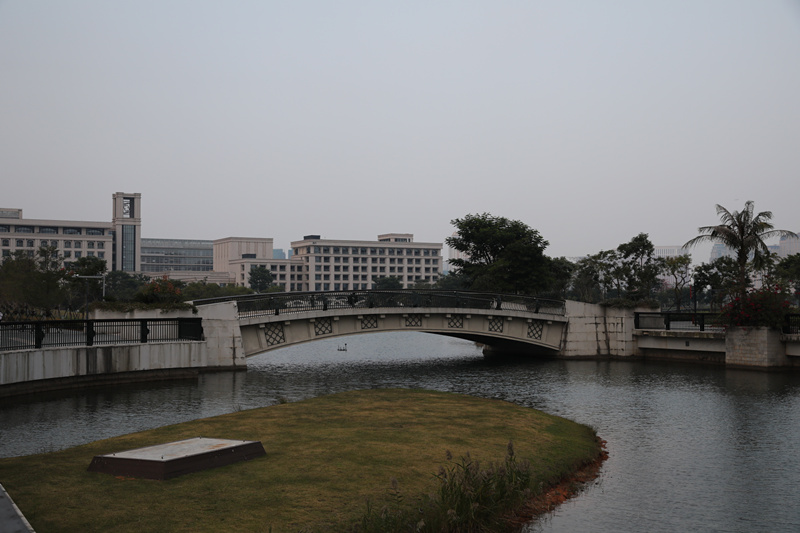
left=2, top=1, right=799, bottom=261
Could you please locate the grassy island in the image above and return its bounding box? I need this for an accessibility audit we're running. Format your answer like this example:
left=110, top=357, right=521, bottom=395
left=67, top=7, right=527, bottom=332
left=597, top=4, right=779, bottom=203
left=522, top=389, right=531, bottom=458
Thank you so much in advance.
left=0, top=389, right=602, bottom=532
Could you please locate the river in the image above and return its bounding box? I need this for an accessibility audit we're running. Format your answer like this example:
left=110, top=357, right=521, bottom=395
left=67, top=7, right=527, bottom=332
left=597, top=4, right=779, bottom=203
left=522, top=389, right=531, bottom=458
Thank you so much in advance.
left=2, top=332, right=800, bottom=532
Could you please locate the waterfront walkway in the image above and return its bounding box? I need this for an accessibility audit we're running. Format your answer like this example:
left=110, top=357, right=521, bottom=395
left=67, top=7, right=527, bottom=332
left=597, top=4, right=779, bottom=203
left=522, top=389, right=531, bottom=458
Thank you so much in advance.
left=0, top=483, right=34, bottom=533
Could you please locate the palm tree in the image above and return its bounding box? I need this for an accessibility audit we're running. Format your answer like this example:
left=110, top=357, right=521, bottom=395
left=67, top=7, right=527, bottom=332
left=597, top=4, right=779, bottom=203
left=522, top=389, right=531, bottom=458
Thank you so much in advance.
left=684, top=201, right=797, bottom=301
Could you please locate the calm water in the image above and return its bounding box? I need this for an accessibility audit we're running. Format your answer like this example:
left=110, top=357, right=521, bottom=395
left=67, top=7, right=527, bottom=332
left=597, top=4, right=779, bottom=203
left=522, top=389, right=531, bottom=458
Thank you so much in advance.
left=2, top=332, right=800, bottom=532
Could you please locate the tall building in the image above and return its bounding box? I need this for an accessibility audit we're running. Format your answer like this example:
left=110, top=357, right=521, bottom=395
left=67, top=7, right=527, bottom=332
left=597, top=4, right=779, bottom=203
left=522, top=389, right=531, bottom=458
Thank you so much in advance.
left=290, top=233, right=443, bottom=291
left=0, top=192, right=141, bottom=271
left=111, top=192, right=142, bottom=271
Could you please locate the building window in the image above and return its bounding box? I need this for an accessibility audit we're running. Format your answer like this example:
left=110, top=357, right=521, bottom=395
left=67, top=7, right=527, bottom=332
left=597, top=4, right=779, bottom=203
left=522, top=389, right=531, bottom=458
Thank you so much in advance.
left=0, top=225, right=9, bottom=233
left=88, top=241, right=95, bottom=249
left=39, top=227, right=58, bottom=234
left=75, top=252, right=82, bottom=258
left=26, top=239, right=34, bottom=247
left=87, top=228, right=104, bottom=236
left=98, top=252, right=105, bottom=259
left=1, top=239, right=8, bottom=246
left=64, top=228, right=82, bottom=235
left=121, top=225, right=136, bottom=271
left=97, top=242, right=104, bottom=249
left=122, top=197, right=134, bottom=218
left=16, top=239, right=23, bottom=247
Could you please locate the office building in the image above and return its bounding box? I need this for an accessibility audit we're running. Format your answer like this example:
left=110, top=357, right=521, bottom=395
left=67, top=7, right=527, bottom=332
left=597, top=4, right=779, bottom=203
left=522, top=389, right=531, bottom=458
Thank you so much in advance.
left=0, top=192, right=141, bottom=271
left=289, top=233, right=443, bottom=291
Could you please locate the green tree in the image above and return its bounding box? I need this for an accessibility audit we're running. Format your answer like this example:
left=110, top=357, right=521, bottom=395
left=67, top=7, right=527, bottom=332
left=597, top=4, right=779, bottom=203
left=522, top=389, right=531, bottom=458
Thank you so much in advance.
left=105, top=271, right=149, bottom=301
left=64, top=256, right=108, bottom=312
left=617, top=233, right=664, bottom=301
left=546, top=257, right=576, bottom=298
left=569, top=255, right=604, bottom=303
left=0, top=247, right=69, bottom=316
left=373, top=276, right=403, bottom=290
left=775, top=253, right=800, bottom=303
left=0, top=251, right=43, bottom=316
left=662, top=254, right=692, bottom=311
left=433, top=271, right=470, bottom=291
left=446, top=213, right=551, bottom=294
left=248, top=266, right=274, bottom=292
left=684, top=201, right=797, bottom=301
left=692, top=256, right=739, bottom=310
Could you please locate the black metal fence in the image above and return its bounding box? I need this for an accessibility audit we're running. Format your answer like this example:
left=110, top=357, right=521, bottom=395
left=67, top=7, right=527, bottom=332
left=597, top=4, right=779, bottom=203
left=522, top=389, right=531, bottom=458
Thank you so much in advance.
left=786, top=314, right=800, bottom=335
left=194, top=290, right=566, bottom=320
left=635, top=312, right=800, bottom=335
left=0, top=318, right=203, bottom=352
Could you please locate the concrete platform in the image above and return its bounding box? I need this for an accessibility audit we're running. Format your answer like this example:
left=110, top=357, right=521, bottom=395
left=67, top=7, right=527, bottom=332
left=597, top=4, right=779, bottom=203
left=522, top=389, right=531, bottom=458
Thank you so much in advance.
left=87, top=437, right=266, bottom=480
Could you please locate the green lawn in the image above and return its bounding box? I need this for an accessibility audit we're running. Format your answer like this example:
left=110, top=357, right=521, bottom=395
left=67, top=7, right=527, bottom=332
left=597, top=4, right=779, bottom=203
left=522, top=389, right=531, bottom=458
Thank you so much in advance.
left=0, top=388, right=601, bottom=532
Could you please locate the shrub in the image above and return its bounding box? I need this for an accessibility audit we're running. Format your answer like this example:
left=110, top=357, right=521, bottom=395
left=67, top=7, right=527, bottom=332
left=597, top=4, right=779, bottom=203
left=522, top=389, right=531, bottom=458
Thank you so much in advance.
left=719, top=283, right=793, bottom=329
left=134, top=275, right=184, bottom=304
left=355, top=442, right=535, bottom=533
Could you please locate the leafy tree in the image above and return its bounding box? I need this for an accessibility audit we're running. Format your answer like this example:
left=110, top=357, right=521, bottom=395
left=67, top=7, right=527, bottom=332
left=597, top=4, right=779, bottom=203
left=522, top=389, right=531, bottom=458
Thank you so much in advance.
left=684, top=201, right=797, bottom=301
left=692, top=256, right=739, bottom=310
left=569, top=255, right=604, bottom=303
left=0, top=251, right=45, bottom=315
left=446, top=213, right=551, bottom=294
left=105, top=271, right=149, bottom=301
left=0, top=247, right=69, bottom=316
left=617, top=233, right=664, bottom=301
left=661, top=254, right=693, bottom=311
left=774, top=253, right=800, bottom=303
left=373, top=276, right=403, bottom=290
left=433, top=271, right=470, bottom=291
left=248, top=266, right=274, bottom=292
left=64, top=256, right=108, bottom=311
left=546, top=257, right=576, bottom=298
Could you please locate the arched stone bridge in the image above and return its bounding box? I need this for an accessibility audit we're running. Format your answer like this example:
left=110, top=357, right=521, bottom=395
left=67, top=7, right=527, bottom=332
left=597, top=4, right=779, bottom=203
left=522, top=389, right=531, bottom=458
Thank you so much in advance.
left=194, top=290, right=568, bottom=358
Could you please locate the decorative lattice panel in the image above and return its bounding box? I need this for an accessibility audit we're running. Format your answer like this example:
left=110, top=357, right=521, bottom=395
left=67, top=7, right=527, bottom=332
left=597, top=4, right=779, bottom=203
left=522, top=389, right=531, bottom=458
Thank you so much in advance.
left=361, top=316, right=378, bottom=329
left=447, top=315, right=464, bottom=329
left=314, top=318, right=333, bottom=336
left=405, top=315, right=422, bottom=327
left=527, top=320, right=544, bottom=340
left=488, top=317, right=504, bottom=333
left=263, top=323, right=286, bottom=346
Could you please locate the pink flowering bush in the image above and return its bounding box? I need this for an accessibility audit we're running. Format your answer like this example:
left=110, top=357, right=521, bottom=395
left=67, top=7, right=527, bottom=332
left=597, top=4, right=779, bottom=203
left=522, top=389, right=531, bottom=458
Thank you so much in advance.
left=134, top=275, right=183, bottom=304
left=720, top=284, right=793, bottom=329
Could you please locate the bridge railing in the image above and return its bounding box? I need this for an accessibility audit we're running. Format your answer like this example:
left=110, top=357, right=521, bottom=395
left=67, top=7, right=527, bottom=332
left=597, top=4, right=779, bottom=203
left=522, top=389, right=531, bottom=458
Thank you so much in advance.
left=0, top=318, right=204, bottom=352
left=634, top=312, right=726, bottom=332
left=194, top=290, right=566, bottom=320
left=635, top=312, right=800, bottom=334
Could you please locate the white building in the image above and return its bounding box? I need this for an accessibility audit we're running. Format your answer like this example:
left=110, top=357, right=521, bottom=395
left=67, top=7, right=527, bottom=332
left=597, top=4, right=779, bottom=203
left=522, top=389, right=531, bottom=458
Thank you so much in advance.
left=0, top=192, right=141, bottom=271
left=290, top=233, right=443, bottom=291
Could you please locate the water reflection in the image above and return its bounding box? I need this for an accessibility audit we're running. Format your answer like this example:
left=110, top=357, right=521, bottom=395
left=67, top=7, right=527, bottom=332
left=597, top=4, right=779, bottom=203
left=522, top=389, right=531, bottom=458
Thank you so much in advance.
left=2, top=332, right=800, bottom=532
